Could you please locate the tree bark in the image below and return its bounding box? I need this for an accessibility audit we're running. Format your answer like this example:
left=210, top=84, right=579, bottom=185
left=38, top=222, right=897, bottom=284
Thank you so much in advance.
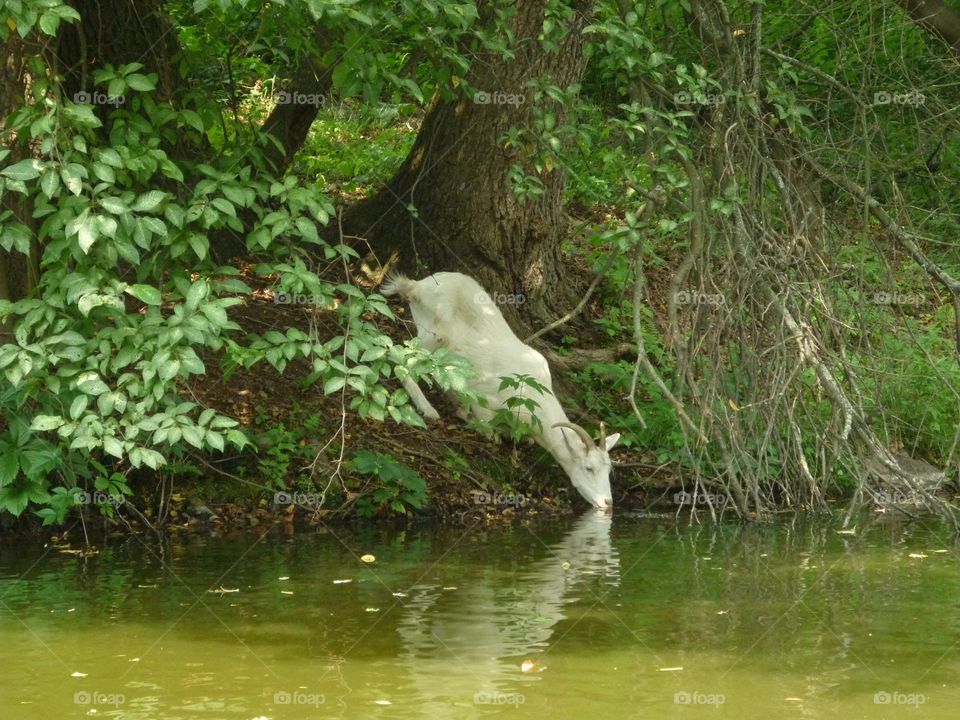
left=1, top=32, right=38, bottom=336
left=261, top=28, right=336, bottom=173
left=341, top=1, right=595, bottom=323
left=58, top=0, right=179, bottom=102
left=894, top=0, right=960, bottom=54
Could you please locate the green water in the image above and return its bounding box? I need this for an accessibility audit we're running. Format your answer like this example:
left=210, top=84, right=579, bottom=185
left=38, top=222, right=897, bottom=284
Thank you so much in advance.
left=1, top=512, right=958, bottom=719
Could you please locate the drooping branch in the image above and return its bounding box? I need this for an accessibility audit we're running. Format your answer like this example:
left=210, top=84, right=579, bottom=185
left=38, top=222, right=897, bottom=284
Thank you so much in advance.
left=804, top=156, right=960, bottom=357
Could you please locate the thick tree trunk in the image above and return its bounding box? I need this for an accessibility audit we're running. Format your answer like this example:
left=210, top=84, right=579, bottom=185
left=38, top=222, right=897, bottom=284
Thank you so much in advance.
left=1, top=32, right=38, bottom=338
left=261, top=28, right=335, bottom=173
left=58, top=0, right=179, bottom=102
left=895, top=0, right=960, bottom=54
left=342, top=1, right=594, bottom=323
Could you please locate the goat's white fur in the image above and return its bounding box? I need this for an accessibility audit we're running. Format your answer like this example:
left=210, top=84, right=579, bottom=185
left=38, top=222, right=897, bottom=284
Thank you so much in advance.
left=381, top=271, right=620, bottom=508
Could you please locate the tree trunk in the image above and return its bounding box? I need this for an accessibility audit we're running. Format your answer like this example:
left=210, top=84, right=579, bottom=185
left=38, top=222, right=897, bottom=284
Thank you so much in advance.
left=58, top=0, right=179, bottom=102
left=341, top=1, right=594, bottom=323
left=894, top=0, right=960, bottom=54
left=0, top=32, right=38, bottom=340
left=261, top=27, right=336, bottom=173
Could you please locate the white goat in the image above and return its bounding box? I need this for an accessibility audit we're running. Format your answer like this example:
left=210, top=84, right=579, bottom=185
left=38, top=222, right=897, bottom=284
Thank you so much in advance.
left=381, top=271, right=620, bottom=508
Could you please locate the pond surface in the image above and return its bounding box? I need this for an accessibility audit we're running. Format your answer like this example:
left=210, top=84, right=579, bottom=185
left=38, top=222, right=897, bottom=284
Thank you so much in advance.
left=1, top=511, right=958, bottom=719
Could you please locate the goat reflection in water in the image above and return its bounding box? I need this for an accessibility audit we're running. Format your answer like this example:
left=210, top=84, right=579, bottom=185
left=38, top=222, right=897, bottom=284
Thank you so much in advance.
left=393, top=510, right=618, bottom=710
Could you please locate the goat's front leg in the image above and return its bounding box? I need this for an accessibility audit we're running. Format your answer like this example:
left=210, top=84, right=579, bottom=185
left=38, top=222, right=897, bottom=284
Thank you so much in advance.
left=402, top=376, right=441, bottom=422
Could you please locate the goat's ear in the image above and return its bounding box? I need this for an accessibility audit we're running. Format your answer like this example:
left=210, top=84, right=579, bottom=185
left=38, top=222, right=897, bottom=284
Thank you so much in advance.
left=603, top=433, right=621, bottom=451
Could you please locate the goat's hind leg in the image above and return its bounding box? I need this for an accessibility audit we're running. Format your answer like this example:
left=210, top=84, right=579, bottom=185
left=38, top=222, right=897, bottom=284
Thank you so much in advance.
left=402, top=376, right=441, bottom=422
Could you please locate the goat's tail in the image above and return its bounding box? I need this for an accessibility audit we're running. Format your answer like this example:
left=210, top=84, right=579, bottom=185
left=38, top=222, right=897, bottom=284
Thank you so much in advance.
left=380, top=272, right=417, bottom=300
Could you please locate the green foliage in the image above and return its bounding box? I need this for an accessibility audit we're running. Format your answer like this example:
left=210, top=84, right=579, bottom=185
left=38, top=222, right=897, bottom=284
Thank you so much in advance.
left=0, top=0, right=481, bottom=523
left=294, top=102, right=417, bottom=194
left=484, top=373, right=551, bottom=443
left=347, top=449, right=427, bottom=517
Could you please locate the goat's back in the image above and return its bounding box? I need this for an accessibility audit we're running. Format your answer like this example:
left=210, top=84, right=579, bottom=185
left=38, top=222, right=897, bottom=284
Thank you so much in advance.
left=383, top=272, right=517, bottom=343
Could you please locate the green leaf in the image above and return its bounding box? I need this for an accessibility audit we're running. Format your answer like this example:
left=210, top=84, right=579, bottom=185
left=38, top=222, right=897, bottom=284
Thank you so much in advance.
left=211, top=197, right=235, bottom=216
left=40, top=170, right=60, bottom=198
left=100, top=196, right=128, bottom=214
left=78, top=216, right=98, bottom=253
left=0, top=452, right=19, bottom=487
left=206, top=431, right=225, bottom=452
left=181, top=109, right=204, bottom=132
left=70, top=394, right=89, bottom=420
left=324, top=376, right=346, bottom=394
left=132, top=190, right=166, bottom=212
left=76, top=372, right=110, bottom=395
left=30, top=415, right=65, bottom=431
left=92, top=162, right=116, bottom=183
left=126, top=73, right=156, bottom=91
left=185, top=281, right=207, bottom=310
left=38, top=12, right=59, bottom=35
left=126, top=284, right=162, bottom=305
left=182, top=425, right=204, bottom=448
left=1, top=159, right=42, bottom=181
left=99, top=148, right=123, bottom=168
left=103, top=436, right=124, bottom=459
left=61, top=164, right=83, bottom=195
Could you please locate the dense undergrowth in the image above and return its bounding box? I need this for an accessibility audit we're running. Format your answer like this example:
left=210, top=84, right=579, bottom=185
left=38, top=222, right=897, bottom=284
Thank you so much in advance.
left=1, top=0, right=958, bottom=531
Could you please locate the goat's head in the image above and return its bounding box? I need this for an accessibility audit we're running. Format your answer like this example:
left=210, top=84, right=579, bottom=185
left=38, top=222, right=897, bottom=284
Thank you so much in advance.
left=553, top=422, right=621, bottom=509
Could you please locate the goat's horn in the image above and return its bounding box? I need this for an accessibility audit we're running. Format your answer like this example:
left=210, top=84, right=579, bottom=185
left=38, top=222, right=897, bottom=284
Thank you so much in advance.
left=552, top=422, right=595, bottom=449
left=599, top=421, right=607, bottom=446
